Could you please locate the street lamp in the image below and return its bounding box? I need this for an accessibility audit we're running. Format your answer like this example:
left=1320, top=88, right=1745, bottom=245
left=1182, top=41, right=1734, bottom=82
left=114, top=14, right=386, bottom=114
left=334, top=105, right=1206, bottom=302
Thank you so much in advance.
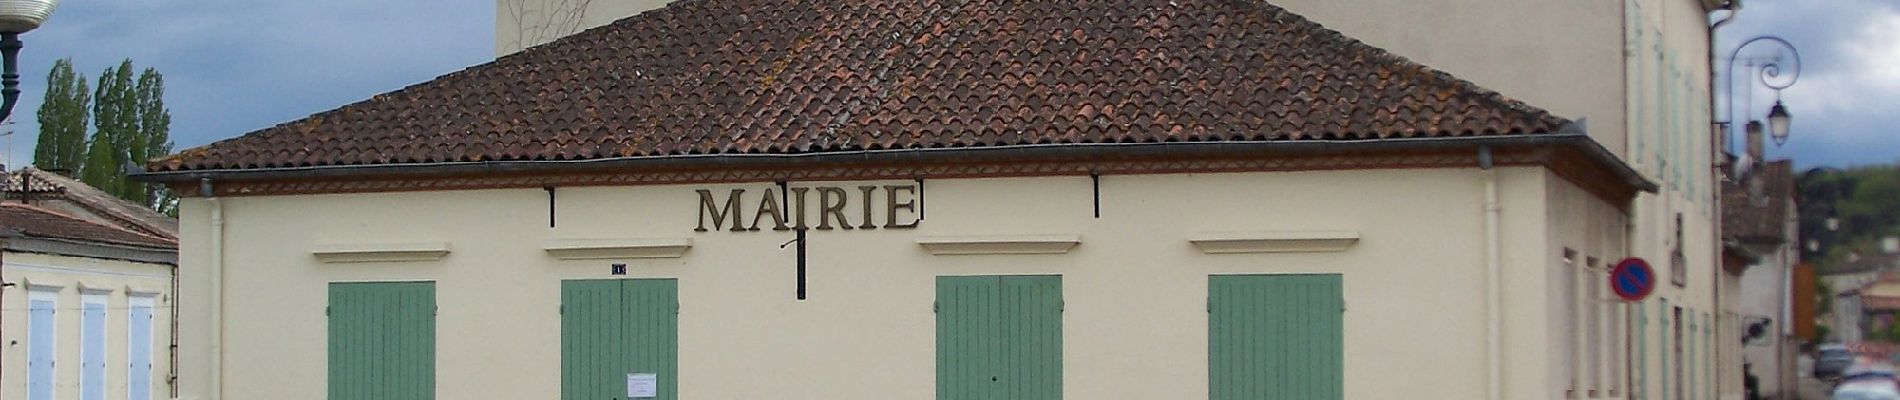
left=0, top=0, right=59, bottom=123
left=1719, top=36, right=1800, bottom=163
left=1767, top=100, right=1791, bottom=145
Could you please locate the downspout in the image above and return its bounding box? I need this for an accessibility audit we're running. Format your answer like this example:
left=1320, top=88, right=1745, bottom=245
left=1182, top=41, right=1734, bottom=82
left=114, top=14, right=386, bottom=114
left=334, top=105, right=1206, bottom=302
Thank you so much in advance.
left=170, top=253, right=180, bottom=399
left=201, top=178, right=224, bottom=400
left=1708, top=5, right=1738, bottom=394
left=1480, top=145, right=1503, bottom=400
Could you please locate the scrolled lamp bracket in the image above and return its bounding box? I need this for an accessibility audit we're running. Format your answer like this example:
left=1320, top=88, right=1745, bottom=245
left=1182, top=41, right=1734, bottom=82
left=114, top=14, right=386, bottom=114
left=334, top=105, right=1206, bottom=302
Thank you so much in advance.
left=1722, top=35, right=1801, bottom=148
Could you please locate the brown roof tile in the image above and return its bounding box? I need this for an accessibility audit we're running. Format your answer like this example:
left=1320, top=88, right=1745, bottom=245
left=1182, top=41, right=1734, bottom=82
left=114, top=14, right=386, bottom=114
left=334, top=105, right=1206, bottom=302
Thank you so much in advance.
left=5, top=168, right=180, bottom=239
left=1722, top=160, right=1796, bottom=243
left=152, top=0, right=1571, bottom=173
left=0, top=203, right=177, bottom=249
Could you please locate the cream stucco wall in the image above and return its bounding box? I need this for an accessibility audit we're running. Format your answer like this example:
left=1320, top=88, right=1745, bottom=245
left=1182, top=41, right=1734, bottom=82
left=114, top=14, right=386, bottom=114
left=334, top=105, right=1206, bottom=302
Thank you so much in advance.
left=171, top=166, right=1637, bottom=400
left=0, top=251, right=175, bottom=400
left=495, top=0, right=671, bottom=55
left=1739, top=244, right=1798, bottom=396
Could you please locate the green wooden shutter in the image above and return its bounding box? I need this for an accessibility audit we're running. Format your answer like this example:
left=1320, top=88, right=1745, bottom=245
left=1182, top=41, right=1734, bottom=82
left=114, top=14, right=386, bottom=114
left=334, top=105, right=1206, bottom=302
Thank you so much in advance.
left=1688, top=309, right=1697, bottom=400
left=563, top=280, right=626, bottom=400
left=328, top=282, right=435, bottom=400
left=936, top=276, right=1061, bottom=400
left=999, top=276, right=1063, bottom=400
left=1633, top=302, right=1646, bottom=400
left=622, top=280, right=679, bottom=400
left=1659, top=300, right=1669, bottom=400
left=938, top=276, right=1002, bottom=400
left=562, top=279, right=678, bottom=400
left=1209, top=274, right=1344, bottom=400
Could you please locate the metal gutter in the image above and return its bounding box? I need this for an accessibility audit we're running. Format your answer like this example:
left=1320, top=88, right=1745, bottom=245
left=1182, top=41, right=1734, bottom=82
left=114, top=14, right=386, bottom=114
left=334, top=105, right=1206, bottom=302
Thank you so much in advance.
left=133, top=134, right=1658, bottom=193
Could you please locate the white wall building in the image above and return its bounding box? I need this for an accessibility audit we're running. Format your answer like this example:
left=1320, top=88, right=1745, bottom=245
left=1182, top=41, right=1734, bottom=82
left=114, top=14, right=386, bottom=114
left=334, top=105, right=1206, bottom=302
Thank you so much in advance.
left=1, top=168, right=179, bottom=400
left=1722, top=158, right=1798, bottom=398
left=145, top=0, right=1743, bottom=399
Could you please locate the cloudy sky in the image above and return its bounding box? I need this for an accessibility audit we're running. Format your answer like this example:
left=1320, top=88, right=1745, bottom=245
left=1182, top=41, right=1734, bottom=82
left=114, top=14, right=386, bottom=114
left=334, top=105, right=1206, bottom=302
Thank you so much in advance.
left=1717, top=0, right=1900, bottom=169
left=0, top=0, right=1888, bottom=170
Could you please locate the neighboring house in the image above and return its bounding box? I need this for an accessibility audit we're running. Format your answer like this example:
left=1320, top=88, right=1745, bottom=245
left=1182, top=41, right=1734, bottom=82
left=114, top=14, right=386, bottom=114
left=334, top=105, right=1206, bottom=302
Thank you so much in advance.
left=139, top=1, right=1733, bottom=400
left=1, top=168, right=178, bottom=400
left=1859, top=273, right=1900, bottom=335
left=1822, top=252, right=1900, bottom=344
left=1722, top=156, right=1798, bottom=398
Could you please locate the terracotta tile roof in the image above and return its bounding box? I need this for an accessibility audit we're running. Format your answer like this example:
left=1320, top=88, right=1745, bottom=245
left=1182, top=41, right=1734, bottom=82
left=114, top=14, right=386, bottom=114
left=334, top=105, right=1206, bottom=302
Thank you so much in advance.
left=1834, top=254, right=1900, bottom=276
left=0, top=203, right=177, bottom=249
left=1722, top=160, right=1795, bottom=243
left=151, top=0, right=1571, bottom=173
left=3, top=168, right=63, bottom=192
left=4, top=168, right=180, bottom=239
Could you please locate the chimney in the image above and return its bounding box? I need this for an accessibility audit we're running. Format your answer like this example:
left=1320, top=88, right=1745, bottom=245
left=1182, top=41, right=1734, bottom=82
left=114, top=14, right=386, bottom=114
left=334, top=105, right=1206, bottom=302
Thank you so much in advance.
left=1884, top=236, right=1900, bottom=255
left=1746, top=121, right=1766, bottom=165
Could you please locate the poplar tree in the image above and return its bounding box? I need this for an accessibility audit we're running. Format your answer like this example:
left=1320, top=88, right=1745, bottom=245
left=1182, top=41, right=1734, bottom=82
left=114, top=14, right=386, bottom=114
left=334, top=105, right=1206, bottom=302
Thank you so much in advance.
left=82, top=59, right=137, bottom=198
left=134, top=68, right=173, bottom=213
left=34, top=58, right=174, bottom=214
left=30, top=58, right=89, bottom=173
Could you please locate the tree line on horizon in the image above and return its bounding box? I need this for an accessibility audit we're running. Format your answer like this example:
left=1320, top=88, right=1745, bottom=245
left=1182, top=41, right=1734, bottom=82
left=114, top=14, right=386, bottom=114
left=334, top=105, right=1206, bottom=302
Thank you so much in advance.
left=30, top=58, right=174, bottom=215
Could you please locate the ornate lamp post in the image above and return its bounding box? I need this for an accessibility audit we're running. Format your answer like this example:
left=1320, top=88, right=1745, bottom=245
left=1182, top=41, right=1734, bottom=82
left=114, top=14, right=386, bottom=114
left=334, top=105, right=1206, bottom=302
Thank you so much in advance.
left=0, top=0, right=59, bottom=123
left=1719, top=35, right=1800, bottom=162
left=0, top=0, right=57, bottom=393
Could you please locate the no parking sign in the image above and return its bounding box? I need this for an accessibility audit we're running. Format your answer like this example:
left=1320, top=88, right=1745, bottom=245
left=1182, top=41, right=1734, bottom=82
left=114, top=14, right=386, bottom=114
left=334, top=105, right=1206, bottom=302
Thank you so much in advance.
left=1609, top=258, right=1657, bottom=302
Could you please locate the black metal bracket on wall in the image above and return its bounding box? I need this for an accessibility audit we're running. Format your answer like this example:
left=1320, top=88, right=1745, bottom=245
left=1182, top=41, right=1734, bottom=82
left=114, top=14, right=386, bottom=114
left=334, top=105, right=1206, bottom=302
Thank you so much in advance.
left=1090, top=173, right=1101, bottom=218
left=780, top=228, right=808, bottom=300
left=777, top=179, right=808, bottom=301
left=795, top=228, right=807, bottom=300
left=544, top=186, right=557, bottom=227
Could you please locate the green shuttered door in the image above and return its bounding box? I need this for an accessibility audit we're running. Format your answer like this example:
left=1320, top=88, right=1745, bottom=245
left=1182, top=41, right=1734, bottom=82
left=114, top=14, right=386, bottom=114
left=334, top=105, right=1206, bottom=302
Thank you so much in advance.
left=328, top=282, right=436, bottom=400
left=1209, top=274, right=1343, bottom=400
left=937, top=276, right=1061, bottom=400
left=562, top=279, right=678, bottom=400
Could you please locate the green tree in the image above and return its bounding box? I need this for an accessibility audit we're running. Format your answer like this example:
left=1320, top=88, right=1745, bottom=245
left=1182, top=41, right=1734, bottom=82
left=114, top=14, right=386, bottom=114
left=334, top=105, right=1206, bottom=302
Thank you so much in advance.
left=30, top=59, right=89, bottom=172
left=36, top=58, right=174, bottom=215
left=83, top=59, right=137, bottom=200
left=78, top=123, right=117, bottom=192
left=133, top=68, right=173, bottom=214
left=1799, top=165, right=1900, bottom=268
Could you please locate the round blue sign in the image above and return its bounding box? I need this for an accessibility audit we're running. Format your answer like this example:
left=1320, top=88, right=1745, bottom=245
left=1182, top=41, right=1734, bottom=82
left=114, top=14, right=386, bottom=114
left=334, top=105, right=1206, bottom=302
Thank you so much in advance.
left=1609, top=258, right=1656, bottom=302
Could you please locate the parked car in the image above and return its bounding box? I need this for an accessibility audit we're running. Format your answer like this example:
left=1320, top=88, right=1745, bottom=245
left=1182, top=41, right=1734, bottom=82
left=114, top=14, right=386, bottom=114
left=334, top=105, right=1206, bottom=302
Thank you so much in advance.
left=1835, top=381, right=1900, bottom=400
left=1820, top=344, right=1859, bottom=379
left=1833, top=361, right=1900, bottom=400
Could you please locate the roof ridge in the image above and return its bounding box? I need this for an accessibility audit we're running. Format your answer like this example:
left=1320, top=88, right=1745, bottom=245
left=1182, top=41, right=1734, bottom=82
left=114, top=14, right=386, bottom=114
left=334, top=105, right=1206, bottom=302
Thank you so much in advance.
left=8, top=167, right=178, bottom=239
left=150, top=0, right=1577, bottom=173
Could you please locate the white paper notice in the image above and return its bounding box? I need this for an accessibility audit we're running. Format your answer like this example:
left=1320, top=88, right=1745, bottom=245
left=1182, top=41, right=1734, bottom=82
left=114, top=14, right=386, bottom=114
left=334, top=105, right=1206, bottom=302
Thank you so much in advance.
left=627, top=373, right=658, bottom=398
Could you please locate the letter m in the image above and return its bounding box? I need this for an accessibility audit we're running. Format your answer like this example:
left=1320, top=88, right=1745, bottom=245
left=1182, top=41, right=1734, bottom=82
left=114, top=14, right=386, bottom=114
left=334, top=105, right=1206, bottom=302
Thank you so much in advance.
left=696, top=189, right=746, bottom=232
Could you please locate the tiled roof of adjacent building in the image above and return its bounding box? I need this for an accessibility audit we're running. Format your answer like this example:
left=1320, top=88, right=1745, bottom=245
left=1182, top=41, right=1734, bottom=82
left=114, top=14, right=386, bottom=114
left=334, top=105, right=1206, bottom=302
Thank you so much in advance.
left=0, top=203, right=178, bottom=249
left=150, top=0, right=1570, bottom=173
left=3, top=167, right=180, bottom=239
